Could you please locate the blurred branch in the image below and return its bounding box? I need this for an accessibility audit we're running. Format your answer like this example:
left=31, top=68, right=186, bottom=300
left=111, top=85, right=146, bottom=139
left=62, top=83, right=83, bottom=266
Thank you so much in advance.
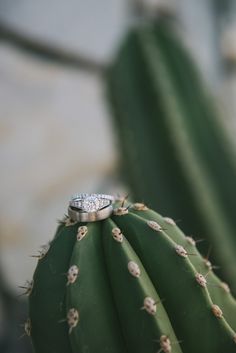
left=0, top=22, right=106, bottom=76
left=129, top=0, right=176, bottom=19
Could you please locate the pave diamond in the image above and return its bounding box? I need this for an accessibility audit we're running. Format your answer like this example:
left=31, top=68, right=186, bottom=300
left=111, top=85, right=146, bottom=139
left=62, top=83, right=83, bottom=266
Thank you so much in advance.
left=70, top=193, right=113, bottom=212
left=82, top=196, right=100, bottom=212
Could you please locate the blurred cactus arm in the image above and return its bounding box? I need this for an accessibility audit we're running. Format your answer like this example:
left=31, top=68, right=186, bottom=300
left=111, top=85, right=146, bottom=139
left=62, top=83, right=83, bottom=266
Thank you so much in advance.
left=107, top=18, right=236, bottom=293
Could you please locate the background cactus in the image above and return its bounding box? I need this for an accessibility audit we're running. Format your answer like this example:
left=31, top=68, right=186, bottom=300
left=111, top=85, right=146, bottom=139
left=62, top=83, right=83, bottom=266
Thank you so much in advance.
left=107, top=18, right=236, bottom=293
left=28, top=201, right=236, bottom=353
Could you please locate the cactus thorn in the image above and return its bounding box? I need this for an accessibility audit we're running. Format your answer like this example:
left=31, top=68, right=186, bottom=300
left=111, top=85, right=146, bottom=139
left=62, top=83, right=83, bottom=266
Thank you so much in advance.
left=155, top=335, right=183, bottom=353
left=204, top=269, right=211, bottom=278
left=19, top=319, right=31, bottom=339
left=113, top=207, right=129, bottom=216
left=203, top=245, right=213, bottom=269
left=30, top=243, right=50, bottom=260
left=203, top=246, right=220, bottom=270
left=64, top=216, right=77, bottom=227
left=58, top=213, right=71, bottom=225
left=175, top=245, right=188, bottom=258
left=67, top=308, right=79, bottom=334
left=24, top=318, right=31, bottom=337
left=58, top=318, right=67, bottom=324
left=114, top=193, right=122, bottom=201
left=157, top=335, right=172, bottom=353
left=212, top=304, right=223, bottom=319
left=195, top=273, right=207, bottom=287
left=185, top=236, right=196, bottom=246
left=220, top=282, right=230, bottom=293
left=154, top=298, right=165, bottom=305
left=127, top=261, right=141, bottom=278
left=141, top=296, right=157, bottom=315
left=194, top=238, right=206, bottom=244
left=112, top=227, right=124, bottom=242
left=18, top=280, right=34, bottom=296
left=77, top=226, right=88, bottom=241
left=121, top=194, right=129, bottom=207
left=175, top=245, right=196, bottom=257
left=163, top=217, right=176, bottom=226
left=132, top=202, right=148, bottom=211
left=67, top=265, right=79, bottom=285
left=164, top=217, right=182, bottom=226
left=204, top=259, right=212, bottom=270
left=147, top=220, right=163, bottom=232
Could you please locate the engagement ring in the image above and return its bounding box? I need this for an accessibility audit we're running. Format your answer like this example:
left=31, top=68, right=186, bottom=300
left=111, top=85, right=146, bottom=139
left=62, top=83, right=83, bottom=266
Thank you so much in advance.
left=68, top=193, right=114, bottom=222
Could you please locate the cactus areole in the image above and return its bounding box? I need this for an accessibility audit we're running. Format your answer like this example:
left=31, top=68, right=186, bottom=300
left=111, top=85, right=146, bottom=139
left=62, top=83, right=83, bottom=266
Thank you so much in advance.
left=28, top=200, right=236, bottom=353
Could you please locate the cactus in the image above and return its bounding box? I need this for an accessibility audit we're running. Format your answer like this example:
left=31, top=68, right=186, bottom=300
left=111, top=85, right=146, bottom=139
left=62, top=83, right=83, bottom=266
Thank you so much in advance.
left=27, top=202, right=236, bottom=353
left=107, top=18, right=236, bottom=292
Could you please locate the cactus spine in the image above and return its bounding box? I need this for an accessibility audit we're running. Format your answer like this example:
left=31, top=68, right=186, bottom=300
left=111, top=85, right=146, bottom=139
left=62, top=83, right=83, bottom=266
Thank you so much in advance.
left=27, top=202, right=236, bottom=353
left=107, top=19, right=236, bottom=292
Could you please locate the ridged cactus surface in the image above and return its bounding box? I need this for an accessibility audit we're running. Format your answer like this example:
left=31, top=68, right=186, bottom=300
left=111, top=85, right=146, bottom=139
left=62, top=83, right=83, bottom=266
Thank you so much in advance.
left=107, top=19, right=236, bottom=292
left=27, top=203, right=236, bottom=353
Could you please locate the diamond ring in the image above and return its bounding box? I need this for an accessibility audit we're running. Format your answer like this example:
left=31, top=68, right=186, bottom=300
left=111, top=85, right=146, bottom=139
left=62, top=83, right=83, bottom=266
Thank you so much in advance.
left=70, top=193, right=114, bottom=212
left=68, top=193, right=114, bottom=222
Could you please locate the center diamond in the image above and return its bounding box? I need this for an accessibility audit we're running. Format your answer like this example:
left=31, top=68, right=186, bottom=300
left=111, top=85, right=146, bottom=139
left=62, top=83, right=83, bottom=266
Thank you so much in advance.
left=82, top=195, right=100, bottom=212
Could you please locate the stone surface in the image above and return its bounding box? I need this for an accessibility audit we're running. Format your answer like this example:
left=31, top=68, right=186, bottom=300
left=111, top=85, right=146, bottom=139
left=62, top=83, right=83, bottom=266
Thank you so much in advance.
left=0, top=43, right=120, bottom=291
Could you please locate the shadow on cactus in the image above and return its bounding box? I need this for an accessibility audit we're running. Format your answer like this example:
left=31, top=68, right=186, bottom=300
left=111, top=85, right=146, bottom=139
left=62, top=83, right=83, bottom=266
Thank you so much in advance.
left=26, top=201, right=236, bottom=353
left=107, top=18, right=236, bottom=294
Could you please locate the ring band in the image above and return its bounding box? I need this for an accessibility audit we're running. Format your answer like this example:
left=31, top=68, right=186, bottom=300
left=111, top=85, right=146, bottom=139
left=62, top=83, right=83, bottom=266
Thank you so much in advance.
left=68, top=193, right=114, bottom=222
left=68, top=204, right=113, bottom=222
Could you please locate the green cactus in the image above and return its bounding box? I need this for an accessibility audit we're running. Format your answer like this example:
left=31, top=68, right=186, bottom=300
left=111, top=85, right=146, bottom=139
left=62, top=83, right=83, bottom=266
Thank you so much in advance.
left=27, top=202, right=236, bottom=353
left=107, top=19, right=236, bottom=293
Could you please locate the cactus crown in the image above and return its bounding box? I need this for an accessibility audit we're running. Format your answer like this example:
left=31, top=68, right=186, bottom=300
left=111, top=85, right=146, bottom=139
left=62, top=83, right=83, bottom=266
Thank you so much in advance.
left=27, top=201, right=236, bottom=353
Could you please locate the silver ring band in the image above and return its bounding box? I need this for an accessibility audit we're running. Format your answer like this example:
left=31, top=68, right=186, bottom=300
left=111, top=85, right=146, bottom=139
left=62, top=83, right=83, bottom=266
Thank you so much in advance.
left=68, top=204, right=113, bottom=222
